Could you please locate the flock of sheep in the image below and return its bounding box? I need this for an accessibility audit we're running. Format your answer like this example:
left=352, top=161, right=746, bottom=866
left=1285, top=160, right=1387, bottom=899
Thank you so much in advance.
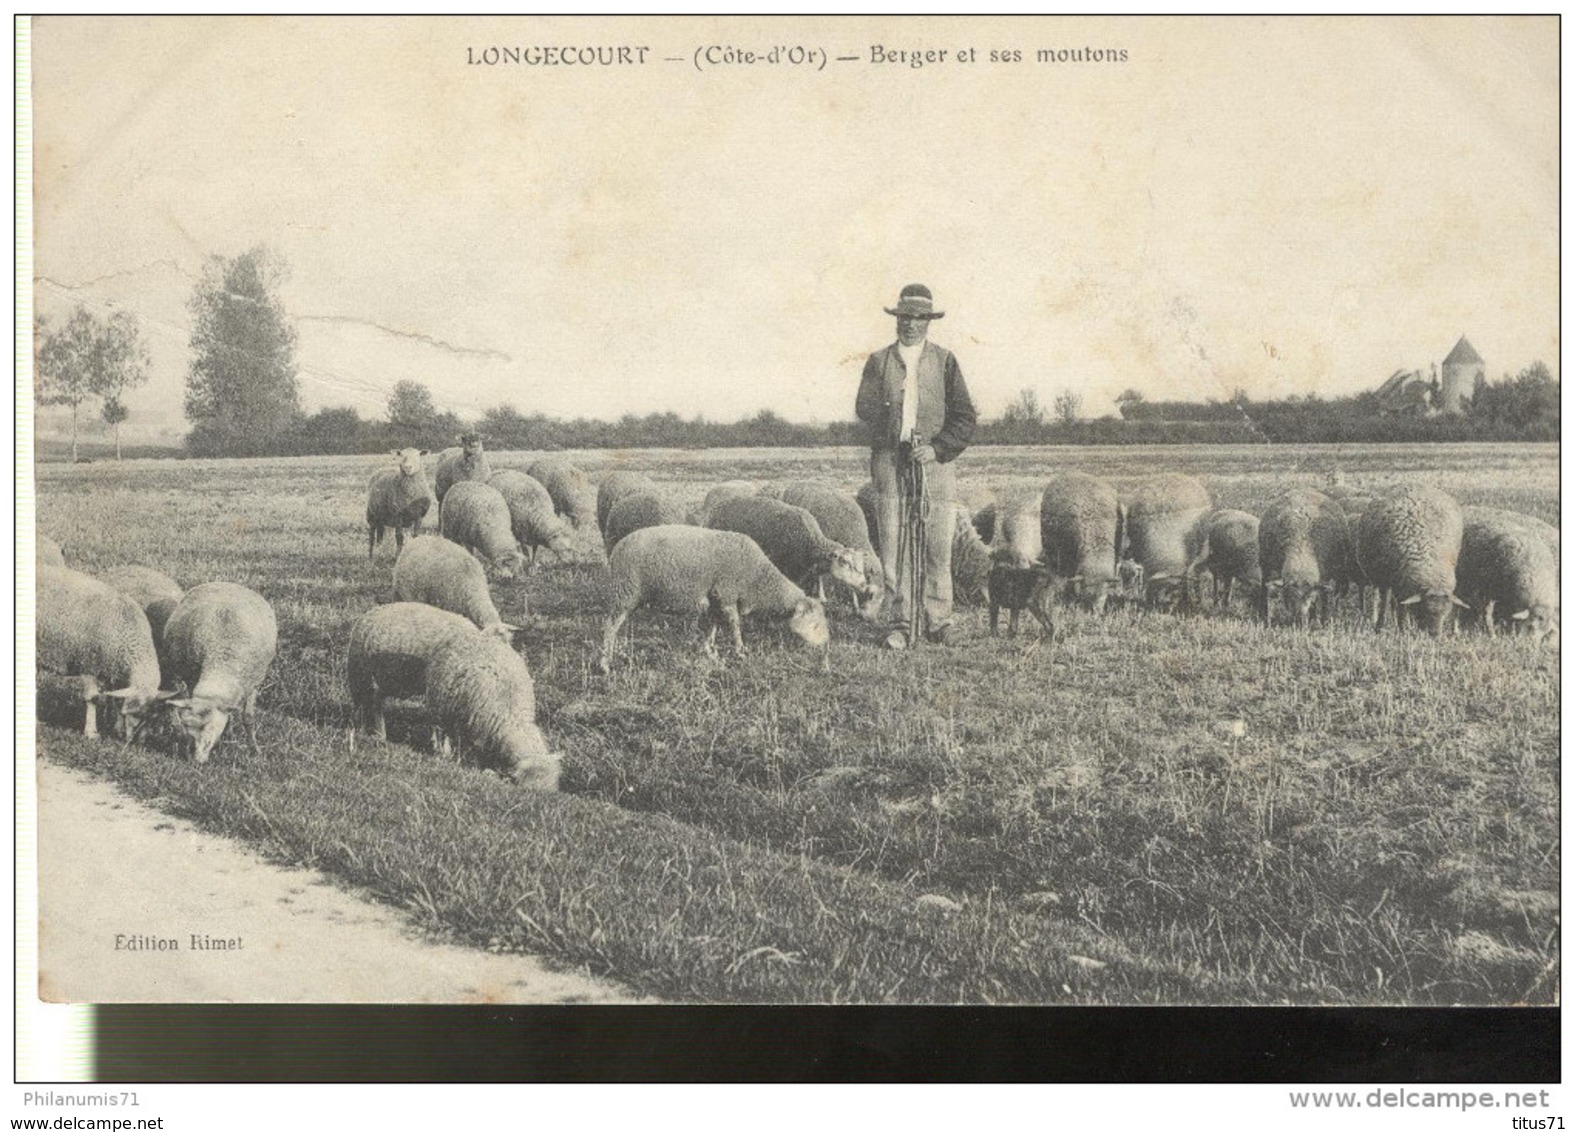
left=35, top=436, right=1558, bottom=797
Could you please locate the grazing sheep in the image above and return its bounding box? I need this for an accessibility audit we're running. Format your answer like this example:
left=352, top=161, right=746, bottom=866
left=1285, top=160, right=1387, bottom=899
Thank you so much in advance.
left=1040, top=472, right=1123, bottom=613
left=526, top=456, right=597, bottom=532
left=1123, top=474, right=1213, bottom=610
left=426, top=634, right=560, bottom=789
left=988, top=493, right=1053, bottom=637
left=1462, top=506, right=1559, bottom=565
left=99, top=564, right=184, bottom=688
left=488, top=469, right=579, bottom=569
left=1189, top=509, right=1263, bottom=609
left=595, top=525, right=829, bottom=673
left=597, top=470, right=660, bottom=533
left=697, top=480, right=759, bottom=526
left=391, top=536, right=520, bottom=643
left=779, top=482, right=885, bottom=618
left=1257, top=491, right=1353, bottom=628
left=346, top=602, right=482, bottom=741
left=37, top=566, right=163, bottom=738
left=603, top=490, right=688, bottom=554
left=1456, top=512, right=1559, bottom=642
left=1322, top=483, right=1377, bottom=522
left=366, top=447, right=433, bottom=561
left=855, top=481, right=880, bottom=548
left=37, top=535, right=65, bottom=569
left=162, top=582, right=279, bottom=763
left=706, top=495, right=871, bottom=601
left=440, top=481, right=526, bottom=577
left=433, top=434, right=492, bottom=504
left=1356, top=486, right=1467, bottom=634
left=957, top=482, right=1000, bottom=545
left=950, top=511, right=993, bottom=607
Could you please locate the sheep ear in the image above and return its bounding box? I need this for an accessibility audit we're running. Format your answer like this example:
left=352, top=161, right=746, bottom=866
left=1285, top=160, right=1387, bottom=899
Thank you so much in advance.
left=498, top=622, right=521, bottom=633
left=98, top=687, right=137, bottom=699
left=420, top=449, right=429, bottom=457
left=1398, top=593, right=1422, bottom=606
left=1148, top=572, right=1171, bottom=583
left=1451, top=594, right=1471, bottom=610
left=1266, top=579, right=1284, bottom=590
left=390, top=449, right=401, bottom=457
left=1511, top=608, right=1531, bottom=620
left=165, top=698, right=192, bottom=709
left=155, top=689, right=182, bottom=701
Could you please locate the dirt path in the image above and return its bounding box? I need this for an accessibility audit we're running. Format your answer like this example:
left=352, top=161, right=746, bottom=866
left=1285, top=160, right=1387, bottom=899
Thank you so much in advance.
left=35, top=760, right=646, bottom=1004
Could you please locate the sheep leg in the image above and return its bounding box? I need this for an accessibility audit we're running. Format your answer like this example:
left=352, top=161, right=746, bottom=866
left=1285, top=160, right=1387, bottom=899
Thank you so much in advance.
left=368, top=524, right=379, bottom=562
left=1482, top=599, right=1497, bottom=637
left=722, top=602, right=745, bottom=656
left=989, top=600, right=1001, bottom=637
left=1008, top=607, right=1021, bottom=638
left=244, top=691, right=262, bottom=757
left=1221, top=577, right=1234, bottom=606
left=1374, top=587, right=1389, bottom=631
left=79, top=675, right=99, bottom=738
left=394, top=525, right=405, bottom=555
left=597, top=609, right=631, bottom=673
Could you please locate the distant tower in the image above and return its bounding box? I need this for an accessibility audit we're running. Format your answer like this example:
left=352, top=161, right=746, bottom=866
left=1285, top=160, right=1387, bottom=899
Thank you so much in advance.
left=1440, top=336, right=1484, bottom=414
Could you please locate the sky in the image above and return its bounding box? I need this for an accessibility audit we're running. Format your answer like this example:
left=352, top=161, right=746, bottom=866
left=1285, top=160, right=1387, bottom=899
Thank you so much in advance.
left=29, top=15, right=1559, bottom=443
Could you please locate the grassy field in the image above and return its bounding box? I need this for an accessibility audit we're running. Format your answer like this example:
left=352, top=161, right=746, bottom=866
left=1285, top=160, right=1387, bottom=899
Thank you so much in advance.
left=30, top=443, right=1559, bottom=1004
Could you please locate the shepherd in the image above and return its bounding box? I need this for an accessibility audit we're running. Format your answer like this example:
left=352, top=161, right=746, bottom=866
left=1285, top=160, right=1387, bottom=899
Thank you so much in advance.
left=855, top=283, right=978, bottom=648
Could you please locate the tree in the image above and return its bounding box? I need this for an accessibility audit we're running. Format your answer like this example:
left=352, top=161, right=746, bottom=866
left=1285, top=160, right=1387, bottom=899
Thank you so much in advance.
left=1053, top=389, right=1083, bottom=425
left=94, top=309, right=151, bottom=459
left=36, top=304, right=150, bottom=462
left=1000, top=387, right=1047, bottom=426
left=184, top=246, right=301, bottom=457
left=386, top=380, right=438, bottom=435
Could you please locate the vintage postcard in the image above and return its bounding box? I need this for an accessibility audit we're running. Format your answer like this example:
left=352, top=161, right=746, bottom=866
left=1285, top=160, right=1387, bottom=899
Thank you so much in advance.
left=24, top=15, right=1558, bottom=1013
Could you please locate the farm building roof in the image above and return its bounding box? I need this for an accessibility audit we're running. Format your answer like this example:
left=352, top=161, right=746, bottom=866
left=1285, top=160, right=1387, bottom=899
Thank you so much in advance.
left=1443, top=336, right=1483, bottom=365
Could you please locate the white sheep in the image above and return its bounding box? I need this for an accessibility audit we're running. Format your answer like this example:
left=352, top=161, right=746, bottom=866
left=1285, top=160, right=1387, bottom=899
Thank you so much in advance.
left=1123, top=474, right=1214, bottom=610
left=526, top=456, right=597, bottom=532
left=597, top=470, right=660, bottom=533
left=366, top=447, right=433, bottom=561
left=1188, top=509, right=1263, bottom=610
left=950, top=510, right=993, bottom=607
left=1040, top=472, right=1123, bottom=613
left=162, top=582, right=279, bottom=763
left=1355, top=486, right=1467, bottom=634
left=779, top=482, right=885, bottom=619
left=98, top=564, right=184, bottom=688
left=706, top=494, right=871, bottom=603
left=433, top=434, right=492, bottom=504
left=37, top=565, right=163, bottom=738
left=1462, top=506, right=1559, bottom=566
left=439, top=480, right=527, bottom=578
left=1456, top=511, right=1559, bottom=642
left=346, top=602, right=482, bottom=741
left=487, top=469, right=580, bottom=569
left=957, top=482, right=1000, bottom=544
left=696, top=480, right=759, bottom=526
left=391, top=536, right=520, bottom=643
left=603, top=490, right=688, bottom=554
left=426, top=633, right=561, bottom=789
left=1258, top=490, right=1352, bottom=628
left=595, top=525, right=829, bottom=673
left=37, top=534, right=65, bottom=569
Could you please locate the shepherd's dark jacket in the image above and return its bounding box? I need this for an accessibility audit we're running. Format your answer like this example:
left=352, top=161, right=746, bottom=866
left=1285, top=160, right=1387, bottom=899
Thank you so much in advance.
left=855, top=340, right=978, bottom=463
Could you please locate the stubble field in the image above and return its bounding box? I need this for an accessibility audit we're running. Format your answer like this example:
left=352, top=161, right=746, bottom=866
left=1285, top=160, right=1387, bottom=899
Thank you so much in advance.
left=31, top=443, right=1560, bottom=1004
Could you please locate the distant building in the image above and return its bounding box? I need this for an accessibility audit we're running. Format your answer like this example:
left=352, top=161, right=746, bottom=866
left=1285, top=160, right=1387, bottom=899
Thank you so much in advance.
left=1439, top=336, right=1484, bottom=415
left=1373, top=367, right=1438, bottom=416
left=1372, top=336, right=1484, bottom=416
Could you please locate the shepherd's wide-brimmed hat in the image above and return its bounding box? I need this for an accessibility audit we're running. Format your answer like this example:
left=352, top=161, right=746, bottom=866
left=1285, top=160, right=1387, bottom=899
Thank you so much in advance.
left=884, top=283, right=945, bottom=320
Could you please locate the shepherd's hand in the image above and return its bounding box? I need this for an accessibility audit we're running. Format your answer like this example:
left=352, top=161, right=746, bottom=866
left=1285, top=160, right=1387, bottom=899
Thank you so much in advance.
left=911, top=443, right=937, bottom=466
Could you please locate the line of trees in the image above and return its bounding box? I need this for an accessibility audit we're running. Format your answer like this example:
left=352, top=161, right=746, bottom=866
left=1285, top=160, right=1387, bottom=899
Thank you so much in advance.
left=36, top=243, right=1562, bottom=461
